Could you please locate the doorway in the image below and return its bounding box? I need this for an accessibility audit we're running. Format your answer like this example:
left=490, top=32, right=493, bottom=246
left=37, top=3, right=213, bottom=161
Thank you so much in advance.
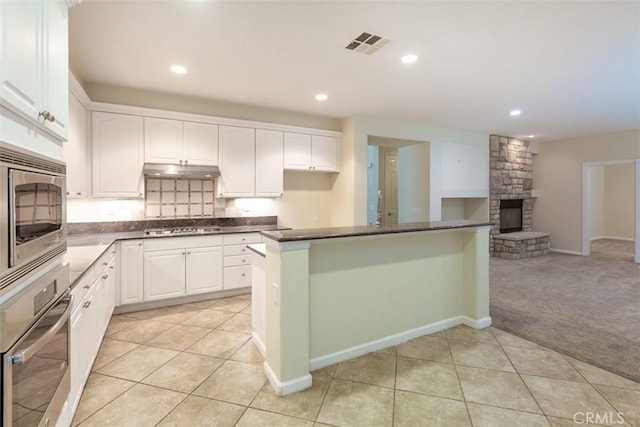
left=582, top=159, right=640, bottom=263
left=380, top=147, right=398, bottom=225
left=366, top=135, right=430, bottom=226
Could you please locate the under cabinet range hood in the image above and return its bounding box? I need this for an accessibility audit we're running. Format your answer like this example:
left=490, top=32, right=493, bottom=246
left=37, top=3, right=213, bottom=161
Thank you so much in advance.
left=142, top=163, right=220, bottom=179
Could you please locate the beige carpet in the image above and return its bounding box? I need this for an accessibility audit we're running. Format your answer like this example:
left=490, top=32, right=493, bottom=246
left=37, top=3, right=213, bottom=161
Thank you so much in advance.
left=490, top=239, right=640, bottom=383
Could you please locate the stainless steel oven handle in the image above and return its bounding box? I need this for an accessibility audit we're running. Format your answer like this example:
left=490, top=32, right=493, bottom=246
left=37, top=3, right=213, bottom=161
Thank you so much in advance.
left=10, top=294, right=72, bottom=365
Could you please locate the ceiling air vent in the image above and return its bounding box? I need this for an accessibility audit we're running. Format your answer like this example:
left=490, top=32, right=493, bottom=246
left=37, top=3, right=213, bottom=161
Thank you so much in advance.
left=345, top=32, right=390, bottom=55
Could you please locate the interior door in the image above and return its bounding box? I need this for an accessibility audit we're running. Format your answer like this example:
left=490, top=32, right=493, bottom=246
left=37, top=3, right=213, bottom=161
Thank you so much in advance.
left=385, top=152, right=398, bottom=225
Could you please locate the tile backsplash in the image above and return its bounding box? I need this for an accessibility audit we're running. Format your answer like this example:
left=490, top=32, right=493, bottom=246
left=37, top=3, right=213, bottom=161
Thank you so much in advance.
left=145, top=178, right=225, bottom=219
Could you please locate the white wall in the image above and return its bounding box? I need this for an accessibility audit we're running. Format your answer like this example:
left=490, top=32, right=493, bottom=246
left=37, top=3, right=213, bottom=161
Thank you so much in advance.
left=84, top=82, right=341, bottom=132
left=333, top=116, right=488, bottom=226
left=274, top=172, right=333, bottom=229
left=589, top=166, right=605, bottom=239
left=533, top=129, right=640, bottom=252
left=603, top=164, right=635, bottom=240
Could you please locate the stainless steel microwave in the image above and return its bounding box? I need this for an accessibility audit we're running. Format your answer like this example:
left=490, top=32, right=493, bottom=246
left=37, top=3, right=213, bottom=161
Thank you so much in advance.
left=0, top=142, right=67, bottom=291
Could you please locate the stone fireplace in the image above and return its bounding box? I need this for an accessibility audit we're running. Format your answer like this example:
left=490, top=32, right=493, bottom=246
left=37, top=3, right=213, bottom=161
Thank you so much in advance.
left=490, top=135, right=549, bottom=259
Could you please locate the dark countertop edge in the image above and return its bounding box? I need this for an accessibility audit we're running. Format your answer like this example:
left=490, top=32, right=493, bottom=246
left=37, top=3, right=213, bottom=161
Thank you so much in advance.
left=260, top=220, right=493, bottom=242
left=67, top=225, right=289, bottom=248
left=67, top=225, right=286, bottom=287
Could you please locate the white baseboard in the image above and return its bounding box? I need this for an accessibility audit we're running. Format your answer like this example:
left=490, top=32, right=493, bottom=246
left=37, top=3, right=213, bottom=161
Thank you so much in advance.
left=594, top=236, right=635, bottom=242
left=252, top=332, right=266, bottom=358
left=590, top=236, right=606, bottom=241
left=550, top=248, right=582, bottom=256
left=263, top=362, right=312, bottom=396
left=309, top=315, right=491, bottom=371
left=461, top=316, right=492, bottom=329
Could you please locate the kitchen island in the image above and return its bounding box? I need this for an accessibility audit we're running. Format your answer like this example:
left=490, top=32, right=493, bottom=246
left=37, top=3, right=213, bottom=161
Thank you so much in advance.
left=259, top=219, right=491, bottom=395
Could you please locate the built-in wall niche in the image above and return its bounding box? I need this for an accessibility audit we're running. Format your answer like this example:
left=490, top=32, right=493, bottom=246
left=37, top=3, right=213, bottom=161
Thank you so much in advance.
left=145, top=177, right=225, bottom=219
left=441, top=198, right=489, bottom=222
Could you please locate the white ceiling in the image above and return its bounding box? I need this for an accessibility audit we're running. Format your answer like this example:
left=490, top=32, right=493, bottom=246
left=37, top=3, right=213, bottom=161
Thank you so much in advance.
left=69, top=1, right=640, bottom=141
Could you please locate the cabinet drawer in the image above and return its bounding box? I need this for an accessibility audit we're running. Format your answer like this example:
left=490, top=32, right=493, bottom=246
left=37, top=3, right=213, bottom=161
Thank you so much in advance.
left=223, top=254, right=252, bottom=267
left=222, top=233, right=262, bottom=245
left=223, top=265, right=251, bottom=289
left=223, top=244, right=251, bottom=256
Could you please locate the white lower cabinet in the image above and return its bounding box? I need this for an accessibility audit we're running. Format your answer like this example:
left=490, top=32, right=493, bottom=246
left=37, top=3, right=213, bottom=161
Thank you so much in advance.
left=222, top=233, right=262, bottom=289
left=143, top=235, right=224, bottom=300
left=68, top=249, right=116, bottom=422
left=143, top=249, right=186, bottom=301
left=119, top=240, right=144, bottom=305
left=186, top=246, right=223, bottom=294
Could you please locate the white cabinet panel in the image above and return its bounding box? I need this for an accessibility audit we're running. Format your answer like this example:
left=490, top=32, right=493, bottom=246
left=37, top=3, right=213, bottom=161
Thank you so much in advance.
left=64, top=92, right=89, bottom=197
left=43, top=0, right=68, bottom=140
left=218, top=125, right=255, bottom=197
left=255, top=129, right=283, bottom=197
left=144, top=117, right=182, bottom=164
left=92, top=112, right=144, bottom=198
left=119, top=240, right=144, bottom=305
left=183, top=121, right=218, bottom=166
left=284, top=132, right=338, bottom=172
left=223, top=265, right=251, bottom=289
left=283, top=132, right=312, bottom=170
left=0, top=0, right=41, bottom=125
left=144, top=249, right=186, bottom=301
left=311, top=135, right=337, bottom=171
left=186, top=246, right=223, bottom=294
left=0, top=0, right=68, bottom=141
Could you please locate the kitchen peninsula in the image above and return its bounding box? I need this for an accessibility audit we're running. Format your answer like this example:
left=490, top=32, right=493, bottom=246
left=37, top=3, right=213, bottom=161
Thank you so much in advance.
left=259, top=219, right=491, bottom=395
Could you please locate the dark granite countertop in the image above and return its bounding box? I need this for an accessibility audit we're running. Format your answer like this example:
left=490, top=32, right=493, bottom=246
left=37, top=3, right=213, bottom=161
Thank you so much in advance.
left=261, top=220, right=492, bottom=242
left=65, top=222, right=286, bottom=287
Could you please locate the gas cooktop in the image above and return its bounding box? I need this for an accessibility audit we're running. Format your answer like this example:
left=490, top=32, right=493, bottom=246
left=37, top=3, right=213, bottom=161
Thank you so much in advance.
left=143, top=226, right=221, bottom=236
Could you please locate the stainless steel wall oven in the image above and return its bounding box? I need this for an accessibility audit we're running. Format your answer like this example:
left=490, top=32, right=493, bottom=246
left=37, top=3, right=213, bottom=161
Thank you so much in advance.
left=1, top=264, right=71, bottom=427
left=0, top=142, right=66, bottom=291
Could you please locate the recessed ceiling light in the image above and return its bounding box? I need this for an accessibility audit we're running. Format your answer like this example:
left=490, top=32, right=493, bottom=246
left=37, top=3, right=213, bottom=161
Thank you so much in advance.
left=315, top=93, right=328, bottom=101
left=528, top=135, right=535, bottom=138
left=170, top=65, right=187, bottom=74
left=510, top=110, right=522, bottom=116
left=401, top=54, right=418, bottom=64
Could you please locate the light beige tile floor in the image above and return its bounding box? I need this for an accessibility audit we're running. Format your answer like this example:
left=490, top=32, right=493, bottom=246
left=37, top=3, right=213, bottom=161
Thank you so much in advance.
left=73, top=295, right=640, bottom=426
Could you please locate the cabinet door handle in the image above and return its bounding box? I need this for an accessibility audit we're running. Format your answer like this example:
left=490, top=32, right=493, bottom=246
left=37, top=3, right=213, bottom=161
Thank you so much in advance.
left=241, top=273, right=246, bottom=277
left=109, top=266, right=114, bottom=269
left=103, top=262, right=108, bottom=266
left=83, top=301, right=91, bottom=309
left=186, top=251, right=191, bottom=255
left=242, top=259, right=246, bottom=263
left=138, top=243, right=143, bottom=246
left=76, top=192, right=82, bottom=196
left=241, top=249, right=245, bottom=252
left=102, top=274, right=108, bottom=279
left=39, top=110, right=55, bottom=122
left=83, top=284, right=90, bottom=290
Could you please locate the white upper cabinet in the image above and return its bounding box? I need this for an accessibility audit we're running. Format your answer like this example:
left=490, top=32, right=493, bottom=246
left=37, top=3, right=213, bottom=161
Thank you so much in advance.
left=183, top=121, right=219, bottom=166
left=255, top=129, right=283, bottom=197
left=0, top=0, right=68, bottom=141
left=92, top=112, right=144, bottom=198
left=144, top=117, right=219, bottom=166
left=284, top=132, right=339, bottom=172
left=311, top=135, right=338, bottom=171
left=218, top=125, right=255, bottom=197
left=43, top=0, right=69, bottom=140
left=283, top=132, right=312, bottom=170
left=144, top=117, right=182, bottom=163
left=64, top=92, right=89, bottom=197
